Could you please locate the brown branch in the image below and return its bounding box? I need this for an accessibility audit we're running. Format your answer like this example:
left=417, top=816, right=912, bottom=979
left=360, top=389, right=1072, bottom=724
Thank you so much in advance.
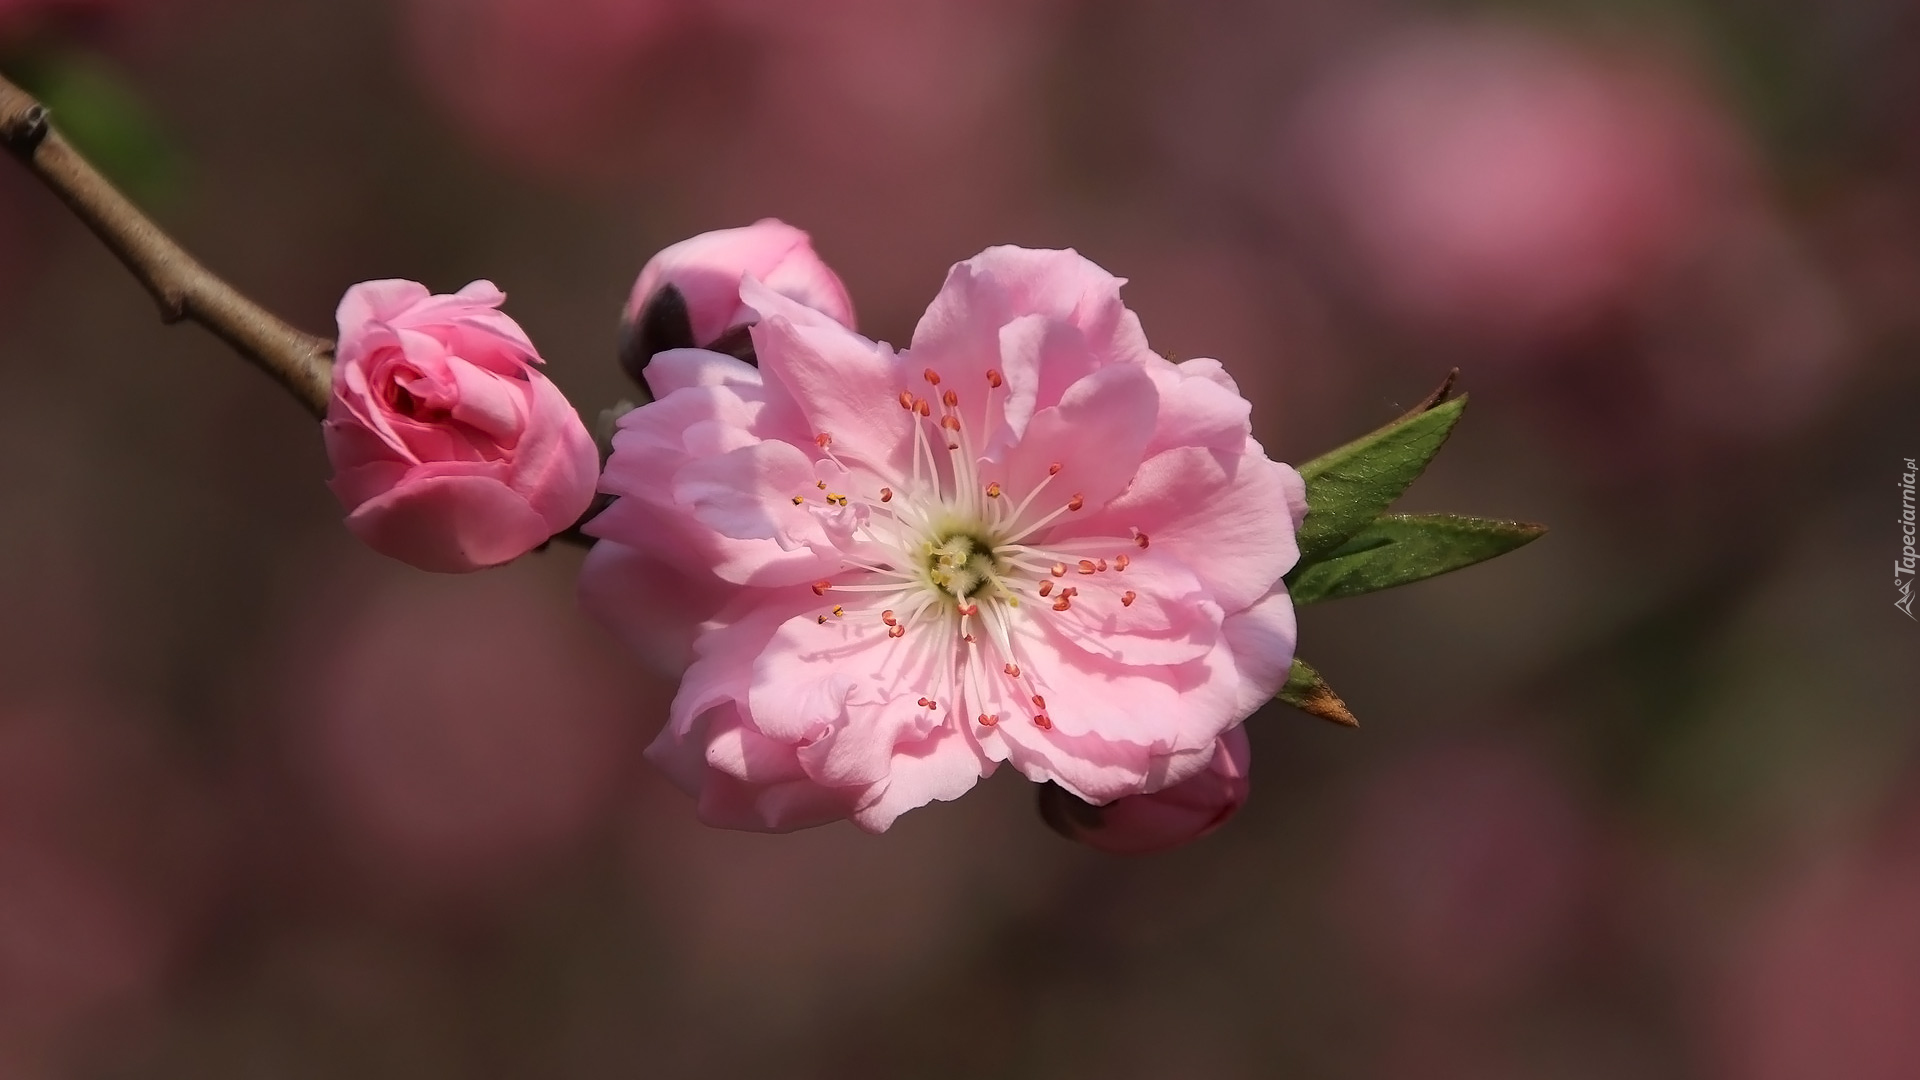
left=0, top=70, right=334, bottom=417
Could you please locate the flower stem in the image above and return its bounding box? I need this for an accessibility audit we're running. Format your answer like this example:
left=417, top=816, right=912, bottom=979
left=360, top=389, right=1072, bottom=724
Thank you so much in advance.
left=0, top=70, right=335, bottom=417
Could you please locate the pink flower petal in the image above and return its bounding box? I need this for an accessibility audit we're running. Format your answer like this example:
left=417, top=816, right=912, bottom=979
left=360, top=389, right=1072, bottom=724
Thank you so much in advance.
left=1075, top=447, right=1304, bottom=612
left=343, top=472, right=552, bottom=573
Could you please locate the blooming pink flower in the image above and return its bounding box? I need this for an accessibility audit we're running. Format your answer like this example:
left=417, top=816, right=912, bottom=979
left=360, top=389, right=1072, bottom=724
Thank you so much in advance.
left=583, top=245, right=1305, bottom=833
left=324, top=280, right=599, bottom=573
left=1040, top=724, right=1251, bottom=854
left=621, top=218, right=855, bottom=382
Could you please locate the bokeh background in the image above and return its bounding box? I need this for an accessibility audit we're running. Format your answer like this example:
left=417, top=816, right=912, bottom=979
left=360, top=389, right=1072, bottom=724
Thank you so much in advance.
left=2, top=0, right=1917, bottom=1076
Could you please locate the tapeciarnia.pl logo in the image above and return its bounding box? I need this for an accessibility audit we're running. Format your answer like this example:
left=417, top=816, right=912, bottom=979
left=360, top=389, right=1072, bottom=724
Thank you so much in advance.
left=1899, top=457, right=1917, bottom=620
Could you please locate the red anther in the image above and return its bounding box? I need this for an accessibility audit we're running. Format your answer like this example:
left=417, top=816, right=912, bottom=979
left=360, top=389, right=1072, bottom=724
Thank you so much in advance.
left=898, top=390, right=915, bottom=410
left=985, top=481, right=1002, bottom=498
left=1113, top=555, right=1129, bottom=571
left=815, top=432, right=833, bottom=448
left=963, top=633, right=977, bottom=643
left=925, top=699, right=938, bottom=710
left=1121, top=591, right=1137, bottom=607
left=915, top=398, right=930, bottom=417
left=1134, top=533, right=1151, bottom=549
left=1031, top=694, right=1046, bottom=709
left=1004, top=663, right=1021, bottom=677
left=978, top=713, right=998, bottom=727
left=918, top=698, right=930, bottom=708
left=1038, top=580, right=1054, bottom=597
left=1077, top=560, right=1096, bottom=575
left=1096, top=558, right=1108, bottom=571
left=1052, top=597, right=1072, bottom=611
left=941, top=415, right=961, bottom=431
left=882, top=609, right=897, bottom=625
left=986, top=368, right=1004, bottom=388
left=1060, top=587, right=1078, bottom=598
left=923, top=367, right=941, bottom=385
left=1050, top=562, right=1066, bottom=577
left=1047, top=462, right=1062, bottom=475
left=1033, top=714, right=1053, bottom=730
left=888, top=625, right=906, bottom=639
left=1067, top=493, right=1085, bottom=512
left=942, top=389, right=958, bottom=408
left=811, top=580, right=831, bottom=595
left=958, top=603, right=978, bottom=616
left=880, top=487, right=893, bottom=502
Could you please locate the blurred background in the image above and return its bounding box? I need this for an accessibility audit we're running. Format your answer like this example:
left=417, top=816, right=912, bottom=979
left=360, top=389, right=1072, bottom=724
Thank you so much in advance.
left=1, top=0, right=1916, bottom=1075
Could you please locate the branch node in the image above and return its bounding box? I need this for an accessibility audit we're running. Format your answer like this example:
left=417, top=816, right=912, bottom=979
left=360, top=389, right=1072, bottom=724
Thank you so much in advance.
left=13, top=104, right=50, bottom=151
left=1, top=97, right=49, bottom=153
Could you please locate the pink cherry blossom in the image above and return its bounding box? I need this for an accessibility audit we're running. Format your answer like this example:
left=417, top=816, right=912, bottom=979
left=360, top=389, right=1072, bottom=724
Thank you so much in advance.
left=1040, top=724, right=1251, bottom=854
left=324, top=279, right=599, bottom=574
left=621, top=218, right=854, bottom=381
left=582, top=245, right=1305, bottom=833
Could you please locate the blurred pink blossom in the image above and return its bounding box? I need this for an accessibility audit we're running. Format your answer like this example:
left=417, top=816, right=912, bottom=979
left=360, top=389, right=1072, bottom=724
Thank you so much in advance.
left=698, top=0, right=1061, bottom=318
left=289, top=568, right=634, bottom=899
left=621, top=218, right=854, bottom=383
left=1635, top=213, right=1852, bottom=441
left=1717, top=819, right=1920, bottom=1080
left=1284, top=23, right=1752, bottom=346
left=1040, top=725, right=1251, bottom=855
left=0, top=705, right=222, bottom=1058
left=324, top=279, right=599, bottom=573
left=585, top=246, right=1304, bottom=833
left=1335, top=740, right=1594, bottom=1004
left=402, top=0, right=692, bottom=176
left=624, top=772, right=1061, bottom=1029
left=400, top=0, right=1060, bottom=292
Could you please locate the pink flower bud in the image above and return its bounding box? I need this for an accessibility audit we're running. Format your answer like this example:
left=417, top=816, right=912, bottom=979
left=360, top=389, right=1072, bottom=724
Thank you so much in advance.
left=1040, top=726, right=1252, bottom=855
left=620, top=219, right=854, bottom=385
left=323, top=279, right=599, bottom=573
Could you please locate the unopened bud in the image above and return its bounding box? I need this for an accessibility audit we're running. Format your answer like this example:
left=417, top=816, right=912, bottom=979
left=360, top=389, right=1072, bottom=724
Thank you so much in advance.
left=618, top=218, right=854, bottom=391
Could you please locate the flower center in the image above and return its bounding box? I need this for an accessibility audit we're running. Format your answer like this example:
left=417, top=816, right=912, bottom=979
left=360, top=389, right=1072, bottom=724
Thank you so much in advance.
left=795, top=363, right=1153, bottom=731
left=925, top=532, right=1001, bottom=602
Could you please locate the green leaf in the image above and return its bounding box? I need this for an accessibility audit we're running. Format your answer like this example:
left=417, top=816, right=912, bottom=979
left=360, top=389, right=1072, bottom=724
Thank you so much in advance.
left=1287, top=513, right=1545, bottom=605
left=1294, top=395, right=1466, bottom=565
left=1275, top=658, right=1357, bottom=727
